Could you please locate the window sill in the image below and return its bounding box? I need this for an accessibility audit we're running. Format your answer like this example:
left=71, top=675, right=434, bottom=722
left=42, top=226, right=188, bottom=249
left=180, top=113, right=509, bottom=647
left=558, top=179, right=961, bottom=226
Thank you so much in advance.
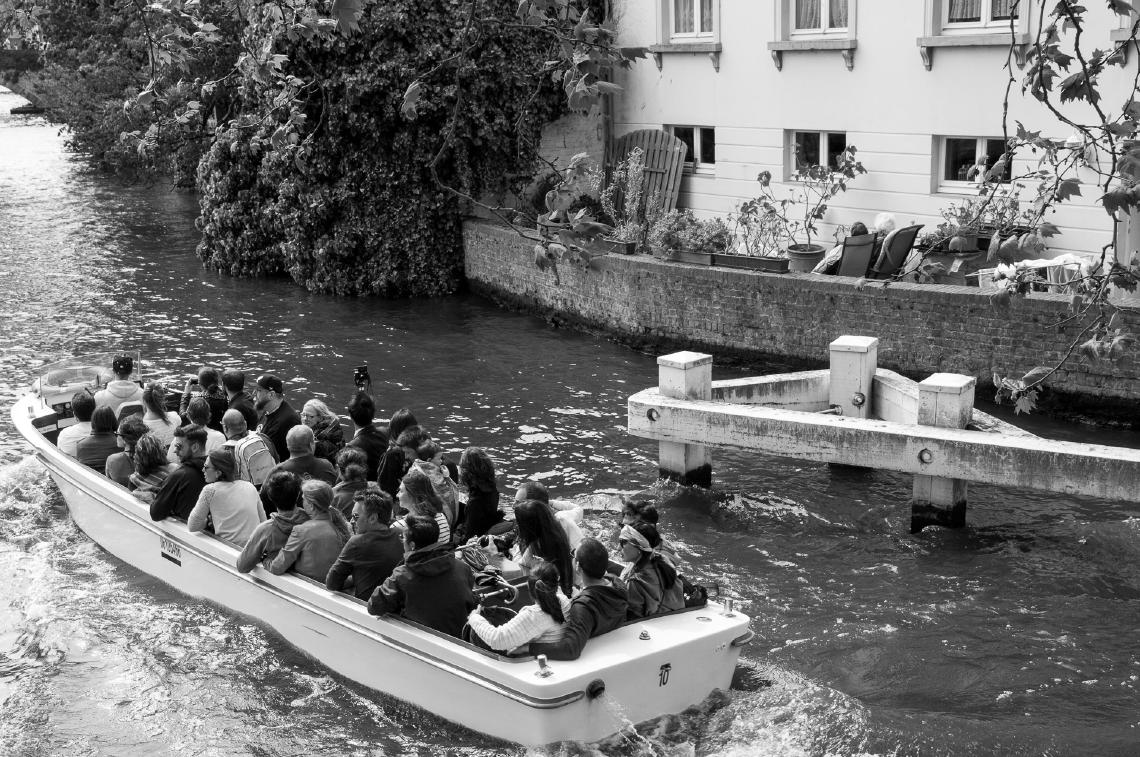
left=1110, top=27, right=1135, bottom=62
left=767, top=38, right=857, bottom=71
left=916, top=33, right=1030, bottom=70
left=649, top=42, right=722, bottom=72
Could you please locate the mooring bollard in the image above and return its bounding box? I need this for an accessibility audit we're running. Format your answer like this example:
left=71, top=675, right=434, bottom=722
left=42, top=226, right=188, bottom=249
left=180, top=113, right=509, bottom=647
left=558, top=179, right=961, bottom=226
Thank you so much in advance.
left=656, top=351, right=713, bottom=487
left=911, top=372, right=976, bottom=532
left=828, top=336, right=878, bottom=419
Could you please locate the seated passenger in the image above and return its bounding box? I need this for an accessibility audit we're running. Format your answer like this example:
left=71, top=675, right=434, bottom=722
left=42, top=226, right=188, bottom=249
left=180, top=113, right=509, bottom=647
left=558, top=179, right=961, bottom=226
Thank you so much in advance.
left=141, top=382, right=180, bottom=450
left=393, top=467, right=451, bottom=546
left=237, top=471, right=306, bottom=572
left=377, top=418, right=425, bottom=498
left=619, top=523, right=684, bottom=620
left=345, top=392, right=389, bottom=480
left=76, top=406, right=120, bottom=474
left=265, top=425, right=337, bottom=485
left=253, top=374, right=302, bottom=463
left=183, top=397, right=227, bottom=454
left=149, top=424, right=208, bottom=521
left=268, top=480, right=350, bottom=581
left=411, top=440, right=461, bottom=527
left=221, top=409, right=275, bottom=492
left=528, top=538, right=628, bottom=661
left=455, top=447, right=504, bottom=543
left=466, top=561, right=570, bottom=654
left=93, top=354, right=144, bottom=417
left=325, top=486, right=403, bottom=600
left=179, top=366, right=228, bottom=432
left=221, top=369, right=259, bottom=431
left=331, top=446, right=369, bottom=517
left=105, top=415, right=149, bottom=487
left=513, top=481, right=582, bottom=549
left=57, top=391, right=95, bottom=458
left=367, top=514, right=476, bottom=638
left=513, top=499, right=574, bottom=596
left=621, top=499, right=679, bottom=565
left=128, top=434, right=177, bottom=504
left=301, top=399, right=345, bottom=464
left=188, top=449, right=266, bottom=545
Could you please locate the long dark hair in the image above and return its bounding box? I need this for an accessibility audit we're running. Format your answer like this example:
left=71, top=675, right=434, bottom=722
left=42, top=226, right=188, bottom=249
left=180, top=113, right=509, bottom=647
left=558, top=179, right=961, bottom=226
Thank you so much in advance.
left=515, top=499, right=573, bottom=595
left=459, top=447, right=497, bottom=494
left=401, top=467, right=445, bottom=516
left=388, top=408, right=418, bottom=447
left=632, top=522, right=677, bottom=590
left=532, top=561, right=565, bottom=624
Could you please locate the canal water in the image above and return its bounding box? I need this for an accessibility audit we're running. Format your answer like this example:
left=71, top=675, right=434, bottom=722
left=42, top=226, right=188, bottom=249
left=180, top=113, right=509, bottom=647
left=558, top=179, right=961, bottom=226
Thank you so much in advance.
left=1, top=86, right=1139, bottom=756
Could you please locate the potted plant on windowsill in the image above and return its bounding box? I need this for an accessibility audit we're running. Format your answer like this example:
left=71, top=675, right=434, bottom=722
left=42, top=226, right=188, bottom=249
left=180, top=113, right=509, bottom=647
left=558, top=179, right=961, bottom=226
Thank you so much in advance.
left=748, top=146, right=867, bottom=272
left=648, top=209, right=732, bottom=265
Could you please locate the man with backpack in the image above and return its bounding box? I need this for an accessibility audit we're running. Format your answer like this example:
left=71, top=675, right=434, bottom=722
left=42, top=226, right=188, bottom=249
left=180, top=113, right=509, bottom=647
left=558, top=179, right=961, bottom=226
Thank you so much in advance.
left=221, top=409, right=277, bottom=498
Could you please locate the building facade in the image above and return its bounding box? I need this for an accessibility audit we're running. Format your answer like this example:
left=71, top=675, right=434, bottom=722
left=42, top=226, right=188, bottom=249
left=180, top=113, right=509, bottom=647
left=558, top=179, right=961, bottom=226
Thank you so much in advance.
left=611, top=1, right=1138, bottom=261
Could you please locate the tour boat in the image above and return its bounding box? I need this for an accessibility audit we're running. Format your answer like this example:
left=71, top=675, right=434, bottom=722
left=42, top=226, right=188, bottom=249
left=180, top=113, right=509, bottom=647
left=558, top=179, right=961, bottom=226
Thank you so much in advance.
left=11, top=353, right=753, bottom=747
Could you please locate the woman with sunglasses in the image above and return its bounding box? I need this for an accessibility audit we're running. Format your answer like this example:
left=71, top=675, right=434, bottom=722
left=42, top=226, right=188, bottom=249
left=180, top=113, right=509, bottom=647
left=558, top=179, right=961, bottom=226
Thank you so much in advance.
left=618, top=522, right=685, bottom=621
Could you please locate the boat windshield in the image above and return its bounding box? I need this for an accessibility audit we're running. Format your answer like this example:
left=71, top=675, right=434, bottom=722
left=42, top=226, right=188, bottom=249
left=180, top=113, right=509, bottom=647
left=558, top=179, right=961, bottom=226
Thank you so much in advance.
left=33, top=351, right=142, bottom=398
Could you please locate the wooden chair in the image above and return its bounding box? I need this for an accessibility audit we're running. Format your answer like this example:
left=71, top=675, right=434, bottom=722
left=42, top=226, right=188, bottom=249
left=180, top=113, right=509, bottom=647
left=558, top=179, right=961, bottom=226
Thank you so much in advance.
left=869, top=224, right=924, bottom=279
left=836, top=233, right=878, bottom=277
left=608, top=129, right=688, bottom=216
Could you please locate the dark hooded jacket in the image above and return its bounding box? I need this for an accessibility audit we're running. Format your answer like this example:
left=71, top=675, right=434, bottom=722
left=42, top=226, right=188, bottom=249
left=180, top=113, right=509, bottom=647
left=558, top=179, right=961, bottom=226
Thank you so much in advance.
left=367, top=543, right=475, bottom=637
left=529, top=578, right=629, bottom=661
left=625, top=559, right=685, bottom=620
left=236, top=509, right=310, bottom=573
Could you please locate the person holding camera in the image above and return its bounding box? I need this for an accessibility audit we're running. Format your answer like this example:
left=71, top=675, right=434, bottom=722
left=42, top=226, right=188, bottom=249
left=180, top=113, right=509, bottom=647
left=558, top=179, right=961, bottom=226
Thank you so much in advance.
left=179, top=367, right=228, bottom=432
left=345, top=391, right=389, bottom=480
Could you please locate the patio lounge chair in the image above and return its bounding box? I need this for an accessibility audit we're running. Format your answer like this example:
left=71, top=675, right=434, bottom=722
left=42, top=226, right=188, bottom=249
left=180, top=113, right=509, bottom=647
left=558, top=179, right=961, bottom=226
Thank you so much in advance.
left=869, top=224, right=924, bottom=279
left=835, top=233, right=878, bottom=277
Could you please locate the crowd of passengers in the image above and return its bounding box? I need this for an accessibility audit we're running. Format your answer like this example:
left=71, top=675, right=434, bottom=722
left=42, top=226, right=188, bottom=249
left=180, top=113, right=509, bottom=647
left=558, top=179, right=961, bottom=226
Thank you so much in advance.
left=56, top=356, right=695, bottom=660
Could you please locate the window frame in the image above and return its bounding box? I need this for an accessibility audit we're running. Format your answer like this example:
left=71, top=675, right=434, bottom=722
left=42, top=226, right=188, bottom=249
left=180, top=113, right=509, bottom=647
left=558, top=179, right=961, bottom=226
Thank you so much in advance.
left=669, top=0, right=716, bottom=41
left=790, top=0, right=849, bottom=38
left=941, top=0, right=1017, bottom=34
left=786, top=130, right=849, bottom=179
left=667, top=124, right=717, bottom=176
left=936, top=135, right=1012, bottom=193
left=769, top=0, right=858, bottom=71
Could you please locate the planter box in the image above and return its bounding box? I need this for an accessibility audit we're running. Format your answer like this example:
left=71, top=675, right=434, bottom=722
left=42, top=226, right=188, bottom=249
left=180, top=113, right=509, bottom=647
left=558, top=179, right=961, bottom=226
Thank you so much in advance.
left=712, top=253, right=789, bottom=273
left=665, top=250, right=713, bottom=266
left=592, top=238, right=637, bottom=255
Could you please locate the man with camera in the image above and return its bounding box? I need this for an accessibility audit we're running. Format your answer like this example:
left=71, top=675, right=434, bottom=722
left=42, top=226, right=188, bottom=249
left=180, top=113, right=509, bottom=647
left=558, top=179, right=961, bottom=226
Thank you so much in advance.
left=253, top=374, right=302, bottom=463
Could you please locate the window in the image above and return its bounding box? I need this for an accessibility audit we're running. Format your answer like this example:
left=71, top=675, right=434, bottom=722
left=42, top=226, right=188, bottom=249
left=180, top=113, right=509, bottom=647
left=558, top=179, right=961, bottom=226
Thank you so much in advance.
left=671, top=0, right=714, bottom=39
left=668, top=126, right=716, bottom=172
left=792, top=0, right=848, bottom=35
left=944, top=0, right=1017, bottom=30
left=939, top=136, right=1012, bottom=188
left=790, top=130, right=847, bottom=172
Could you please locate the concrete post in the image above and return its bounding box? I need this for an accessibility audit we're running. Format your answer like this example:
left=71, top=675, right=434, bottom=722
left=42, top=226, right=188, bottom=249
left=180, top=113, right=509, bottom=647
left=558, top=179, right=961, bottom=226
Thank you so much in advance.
left=829, top=336, right=878, bottom=419
left=657, top=351, right=713, bottom=487
left=911, top=373, right=976, bottom=532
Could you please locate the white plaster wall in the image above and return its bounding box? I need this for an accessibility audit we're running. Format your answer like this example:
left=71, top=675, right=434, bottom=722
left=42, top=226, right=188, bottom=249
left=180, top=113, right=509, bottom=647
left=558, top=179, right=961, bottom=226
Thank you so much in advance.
left=612, top=1, right=1134, bottom=258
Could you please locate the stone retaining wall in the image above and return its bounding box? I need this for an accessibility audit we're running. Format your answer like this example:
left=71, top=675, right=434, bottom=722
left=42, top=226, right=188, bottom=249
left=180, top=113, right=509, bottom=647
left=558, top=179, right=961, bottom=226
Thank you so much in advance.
left=463, top=220, right=1140, bottom=423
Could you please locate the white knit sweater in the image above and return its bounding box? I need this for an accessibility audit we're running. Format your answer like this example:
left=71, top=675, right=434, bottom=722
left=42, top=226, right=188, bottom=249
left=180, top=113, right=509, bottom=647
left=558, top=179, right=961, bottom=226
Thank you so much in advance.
left=466, top=594, right=572, bottom=653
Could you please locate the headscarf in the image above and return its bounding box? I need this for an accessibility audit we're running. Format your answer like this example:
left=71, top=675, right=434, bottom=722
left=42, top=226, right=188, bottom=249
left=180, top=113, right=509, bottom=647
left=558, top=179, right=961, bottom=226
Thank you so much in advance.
left=619, top=523, right=653, bottom=553
left=619, top=523, right=654, bottom=582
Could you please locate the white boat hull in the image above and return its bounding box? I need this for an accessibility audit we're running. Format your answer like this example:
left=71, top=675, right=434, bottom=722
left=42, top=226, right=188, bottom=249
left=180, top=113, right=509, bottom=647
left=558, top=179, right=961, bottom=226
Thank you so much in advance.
left=13, top=393, right=751, bottom=746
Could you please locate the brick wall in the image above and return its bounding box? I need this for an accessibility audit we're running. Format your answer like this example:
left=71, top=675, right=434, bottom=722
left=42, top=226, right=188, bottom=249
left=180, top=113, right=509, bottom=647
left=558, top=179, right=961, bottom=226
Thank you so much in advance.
left=463, top=220, right=1140, bottom=422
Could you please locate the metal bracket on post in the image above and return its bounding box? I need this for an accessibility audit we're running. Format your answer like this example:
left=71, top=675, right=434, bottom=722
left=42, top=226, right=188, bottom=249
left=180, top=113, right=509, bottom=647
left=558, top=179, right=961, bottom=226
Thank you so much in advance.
left=655, top=351, right=713, bottom=487
left=911, top=373, right=976, bottom=532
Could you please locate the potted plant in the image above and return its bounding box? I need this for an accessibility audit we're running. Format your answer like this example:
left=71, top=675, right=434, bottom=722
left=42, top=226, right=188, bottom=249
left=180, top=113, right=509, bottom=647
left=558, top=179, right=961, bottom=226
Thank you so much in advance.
left=747, top=146, right=868, bottom=272
left=588, top=147, right=666, bottom=255
left=648, top=210, right=732, bottom=265
left=717, top=197, right=791, bottom=272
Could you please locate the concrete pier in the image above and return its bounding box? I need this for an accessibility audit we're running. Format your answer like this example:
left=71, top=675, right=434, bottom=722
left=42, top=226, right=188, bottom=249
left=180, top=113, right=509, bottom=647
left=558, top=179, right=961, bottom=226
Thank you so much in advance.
left=655, top=351, right=712, bottom=487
